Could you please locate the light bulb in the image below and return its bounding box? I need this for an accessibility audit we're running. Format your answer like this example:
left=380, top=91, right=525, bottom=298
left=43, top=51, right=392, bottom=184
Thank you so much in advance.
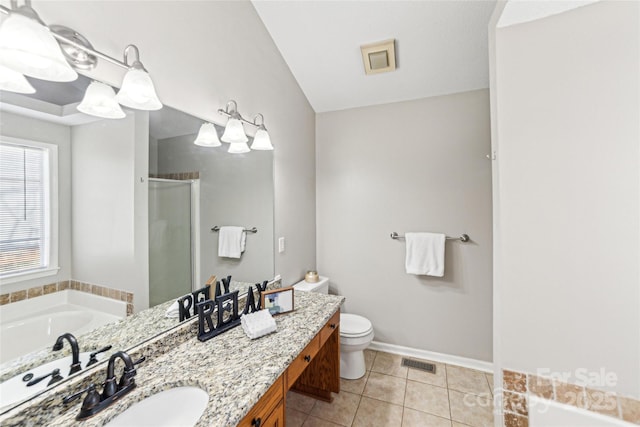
left=228, top=141, right=250, bottom=154
left=194, top=123, right=221, bottom=147
left=116, top=67, right=162, bottom=110
left=0, top=65, right=35, bottom=93
left=221, top=116, right=248, bottom=143
left=250, top=128, right=274, bottom=150
left=77, top=81, right=125, bottom=119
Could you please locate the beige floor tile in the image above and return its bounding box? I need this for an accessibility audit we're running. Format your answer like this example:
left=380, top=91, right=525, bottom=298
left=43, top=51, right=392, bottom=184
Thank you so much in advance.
left=446, top=365, right=492, bottom=397
left=310, top=391, right=361, bottom=426
left=287, top=407, right=309, bottom=427
left=363, top=372, right=407, bottom=406
left=364, top=349, right=376, bottom=371
left=449, top=389, right=494, bottom=427
left=452, top=423, right=473, bottom=427
left=404, top=380, right=450, bottom=419
left=341, top=370, right=369, bottom=395
left=485, top=373, right=494, bottom=395
left=288, top=390, right=318, bottom=414
left=372, top=352, right=409, bottom=378
left=402, top=408, right=452, bottom=427
left=353, top=396, right=403, bottom=427
left=407, top=360, right=447, bottom=388
left=303, top=415, right=343, bottom=427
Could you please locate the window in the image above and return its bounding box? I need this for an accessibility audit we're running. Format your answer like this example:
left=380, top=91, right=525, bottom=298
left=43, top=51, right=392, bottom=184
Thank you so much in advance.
left=0, top=137, right=58, bottom=282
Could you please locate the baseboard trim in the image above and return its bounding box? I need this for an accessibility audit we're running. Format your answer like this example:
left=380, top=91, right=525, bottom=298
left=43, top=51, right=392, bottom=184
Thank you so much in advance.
left=368, top=341, right=493, bottom=373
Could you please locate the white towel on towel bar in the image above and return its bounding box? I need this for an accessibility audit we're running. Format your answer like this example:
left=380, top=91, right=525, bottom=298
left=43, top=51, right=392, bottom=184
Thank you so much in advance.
left=218, top=226, right=247, bottom=258
left=405, top=232, right=446, bottom=276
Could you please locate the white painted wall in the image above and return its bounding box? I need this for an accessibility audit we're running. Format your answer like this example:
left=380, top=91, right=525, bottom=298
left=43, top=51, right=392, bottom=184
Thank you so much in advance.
left=316, top=90, right=493, bottom=361
left=156, top=133, right=274, bottom=284
left=0, top=112, right=72, bottom=293
left=71, top=111, right=149, bottom=312
left=32, top=0, right=317, bottom=287
left=494, top=1, right=639, bottom=397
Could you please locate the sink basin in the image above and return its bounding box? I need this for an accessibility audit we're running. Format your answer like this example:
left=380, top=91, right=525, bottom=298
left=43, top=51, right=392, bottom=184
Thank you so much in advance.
left=105, top=386, right=209, bottom=427
left=0, top=351, right=106, bottom=410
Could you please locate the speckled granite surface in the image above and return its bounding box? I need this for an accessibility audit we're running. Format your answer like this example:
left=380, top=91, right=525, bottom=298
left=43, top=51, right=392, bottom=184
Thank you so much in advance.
left=0, top=291, right=344, bottom=427
left=0, top=280, right=265, bottom=414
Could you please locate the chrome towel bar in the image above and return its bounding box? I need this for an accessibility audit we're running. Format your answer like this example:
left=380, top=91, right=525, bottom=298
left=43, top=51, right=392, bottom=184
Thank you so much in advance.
left=390, top=232, right=469, bottom=242
left=211, top=226, right=258, bottom=233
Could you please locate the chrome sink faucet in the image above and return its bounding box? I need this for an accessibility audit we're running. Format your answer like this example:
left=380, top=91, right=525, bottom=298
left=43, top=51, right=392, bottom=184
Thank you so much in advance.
left=52, top=333, right=81, bottom=375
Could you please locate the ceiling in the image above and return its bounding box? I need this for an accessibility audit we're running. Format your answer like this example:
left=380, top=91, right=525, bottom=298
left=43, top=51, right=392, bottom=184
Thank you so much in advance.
left=252, top=0, right=497, bottom=113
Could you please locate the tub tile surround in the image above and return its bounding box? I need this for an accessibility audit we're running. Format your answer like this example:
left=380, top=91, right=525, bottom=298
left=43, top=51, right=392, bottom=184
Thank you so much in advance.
left=1, top=280, right=134, bottom=315
left=0, top=290, right=345, bottom=426
left=502, top=368, right=640, bottom=426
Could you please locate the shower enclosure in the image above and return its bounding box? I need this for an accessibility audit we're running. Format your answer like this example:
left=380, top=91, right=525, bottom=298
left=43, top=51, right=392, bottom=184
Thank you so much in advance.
left=148, top=178, right=200, bottom=307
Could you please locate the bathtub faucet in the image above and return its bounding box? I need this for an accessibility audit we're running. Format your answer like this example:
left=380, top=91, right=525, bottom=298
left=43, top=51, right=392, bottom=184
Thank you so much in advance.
left=52, top=333, right=81, bottom=375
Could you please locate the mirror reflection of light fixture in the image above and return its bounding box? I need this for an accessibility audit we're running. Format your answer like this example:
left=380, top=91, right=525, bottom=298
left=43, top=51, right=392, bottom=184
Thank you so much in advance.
left=0, top=64, right=35, bottom=93
left=77, top=81, right=126, bottom=119
left=220, top=100, right=248, bottom=144
left=250, top=114, right=274, bottom=151
left=0, top=8, right=77, bottom=82
left=194, top=123, right=221, bottom=147
left=228, top=141, right=251, bottom=154
left=116, top=45, right=162, bottom=111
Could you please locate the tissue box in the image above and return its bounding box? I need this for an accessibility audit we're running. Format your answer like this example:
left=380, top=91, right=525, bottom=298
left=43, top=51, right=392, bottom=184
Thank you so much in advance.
left=241, top=309, right=277, bottom=339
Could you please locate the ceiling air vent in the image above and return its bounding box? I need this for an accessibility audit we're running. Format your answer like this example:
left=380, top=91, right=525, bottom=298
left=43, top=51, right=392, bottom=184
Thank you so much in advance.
left=360, top=39, right=396, bottom=75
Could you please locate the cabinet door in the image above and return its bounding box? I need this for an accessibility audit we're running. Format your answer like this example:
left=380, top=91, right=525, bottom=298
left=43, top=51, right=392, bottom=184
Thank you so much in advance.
left=260, top=400, right=284, bottom=427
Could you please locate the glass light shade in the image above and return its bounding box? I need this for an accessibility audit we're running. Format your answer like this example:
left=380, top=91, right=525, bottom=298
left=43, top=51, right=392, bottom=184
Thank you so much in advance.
left=0, top=13, right=78, bottom=82
left=221, top=117, right=248, bottom=143
left=116, top=68, right=162, bottom=110
left=250, top=128, right=274, bottom=150
left=227, top=141, right=250, bottom=154
left=77, top=81, right=126, bottom=119
left=194, top=123, right=221, bottom=147
left=0, top=65, right=35, bottom=93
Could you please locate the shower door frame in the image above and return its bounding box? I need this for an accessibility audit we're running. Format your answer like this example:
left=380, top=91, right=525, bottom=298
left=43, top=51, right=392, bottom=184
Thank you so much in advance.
left=148, top=177, right=201, bottom=293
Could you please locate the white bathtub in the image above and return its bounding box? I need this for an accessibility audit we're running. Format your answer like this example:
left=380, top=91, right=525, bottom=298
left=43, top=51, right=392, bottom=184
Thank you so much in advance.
left=0, top=290, right=126, bottom=364
left=529, top=396, right=635, bottom=427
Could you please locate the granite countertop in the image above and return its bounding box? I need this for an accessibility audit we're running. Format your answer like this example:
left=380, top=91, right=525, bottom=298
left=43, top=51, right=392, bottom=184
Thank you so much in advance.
left=42, top=290, right=345, bottom=427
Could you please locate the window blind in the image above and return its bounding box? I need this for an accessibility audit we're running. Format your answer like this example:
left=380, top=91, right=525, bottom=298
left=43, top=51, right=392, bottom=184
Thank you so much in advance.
left=0, top=142, right=48, bottom=276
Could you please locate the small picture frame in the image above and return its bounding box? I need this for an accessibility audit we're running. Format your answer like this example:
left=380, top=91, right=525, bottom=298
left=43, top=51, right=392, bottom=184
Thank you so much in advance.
left=261, top=287, right=295, bottom=316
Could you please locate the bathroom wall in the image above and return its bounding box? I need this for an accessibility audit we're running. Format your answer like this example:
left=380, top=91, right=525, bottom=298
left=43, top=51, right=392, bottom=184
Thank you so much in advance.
left=494, top=0, right=639, bottom=402
left=71, top=111, right=150, bottom=312
left=316, top=89, right=493, bottom=362
left=0, top=112, right=72, bottom=293
left=155, top=133, right=274, bottom=283
left=32, top=0, right=317, bottom=287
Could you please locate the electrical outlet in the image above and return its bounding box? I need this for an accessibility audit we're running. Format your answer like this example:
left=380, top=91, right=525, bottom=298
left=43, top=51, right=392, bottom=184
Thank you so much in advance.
left=278, top=237, right=285, bottom=253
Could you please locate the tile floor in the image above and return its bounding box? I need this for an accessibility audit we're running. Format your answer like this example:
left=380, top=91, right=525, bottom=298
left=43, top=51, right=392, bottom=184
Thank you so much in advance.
left=286, top=350, right=495, bottom=427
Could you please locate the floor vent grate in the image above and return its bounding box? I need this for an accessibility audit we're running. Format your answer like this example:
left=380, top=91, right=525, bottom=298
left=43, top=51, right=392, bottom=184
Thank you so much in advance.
left=401, top=358, right=436, bottom=374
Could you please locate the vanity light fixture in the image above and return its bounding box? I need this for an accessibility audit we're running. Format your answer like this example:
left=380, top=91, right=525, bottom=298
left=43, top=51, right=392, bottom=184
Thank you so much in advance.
left=0, top=64, right=35, bottom=93
left=115, top=45, right=162, bottom=111
left=0, top=1, right=162, bottom=114
left=0, top=6, right=77, bottom=82
left=219, top=100, right=249, bottom=144
left=250, top=114, right=274, bottom=151
left=77, top=81, right=126, bottom=119
left=194, top=123, right=221, bottom=147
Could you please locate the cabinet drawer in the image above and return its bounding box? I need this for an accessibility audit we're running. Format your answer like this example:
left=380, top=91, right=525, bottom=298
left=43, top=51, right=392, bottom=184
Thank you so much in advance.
left=239, top=376, right=283, bottom=427
left=261, top=400, right=284, bottom=427
left=319, top=310, right=340, bottom=346
left=286, top=334, right=320, bottom=388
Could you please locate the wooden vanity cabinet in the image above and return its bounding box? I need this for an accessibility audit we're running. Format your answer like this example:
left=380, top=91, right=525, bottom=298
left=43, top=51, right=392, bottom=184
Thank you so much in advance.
left=239, top=310, right=341, bottom=426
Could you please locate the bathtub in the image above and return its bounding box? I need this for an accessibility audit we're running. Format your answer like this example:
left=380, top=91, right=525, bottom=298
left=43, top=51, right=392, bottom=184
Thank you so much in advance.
left=529, top=396, right=635, bottom=427
left=0, top=290, right=126, bottom=364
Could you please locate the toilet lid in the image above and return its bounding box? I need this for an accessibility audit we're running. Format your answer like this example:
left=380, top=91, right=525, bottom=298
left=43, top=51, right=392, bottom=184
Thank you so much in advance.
left=340, top=313, right=372, bottom=336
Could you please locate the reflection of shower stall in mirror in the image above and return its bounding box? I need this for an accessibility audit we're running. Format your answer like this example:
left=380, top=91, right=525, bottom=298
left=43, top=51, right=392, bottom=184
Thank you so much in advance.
left=148, top=178, right=200, bottom=308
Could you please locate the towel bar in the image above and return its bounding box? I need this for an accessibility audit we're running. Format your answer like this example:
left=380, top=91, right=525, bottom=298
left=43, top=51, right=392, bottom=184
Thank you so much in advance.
left=390, top=232, right=469, bottom=242
left=211, top=226, right=258, bottom=233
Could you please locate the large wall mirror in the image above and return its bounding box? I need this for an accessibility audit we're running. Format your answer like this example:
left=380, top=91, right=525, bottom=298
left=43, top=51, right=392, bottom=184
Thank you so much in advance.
left=0, top=75, right=275, bottom=412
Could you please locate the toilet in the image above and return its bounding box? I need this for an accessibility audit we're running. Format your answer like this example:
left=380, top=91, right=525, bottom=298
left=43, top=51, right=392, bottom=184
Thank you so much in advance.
left=293, top=277, right=374, bottom=380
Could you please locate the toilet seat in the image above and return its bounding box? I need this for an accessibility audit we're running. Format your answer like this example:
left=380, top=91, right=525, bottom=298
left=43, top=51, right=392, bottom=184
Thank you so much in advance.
left=340, top=314, right=373, bottom=338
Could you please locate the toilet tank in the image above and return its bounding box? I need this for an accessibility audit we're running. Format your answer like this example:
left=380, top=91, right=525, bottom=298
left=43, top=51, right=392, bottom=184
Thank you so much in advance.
left=293, top=276, right=329, bottom=294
